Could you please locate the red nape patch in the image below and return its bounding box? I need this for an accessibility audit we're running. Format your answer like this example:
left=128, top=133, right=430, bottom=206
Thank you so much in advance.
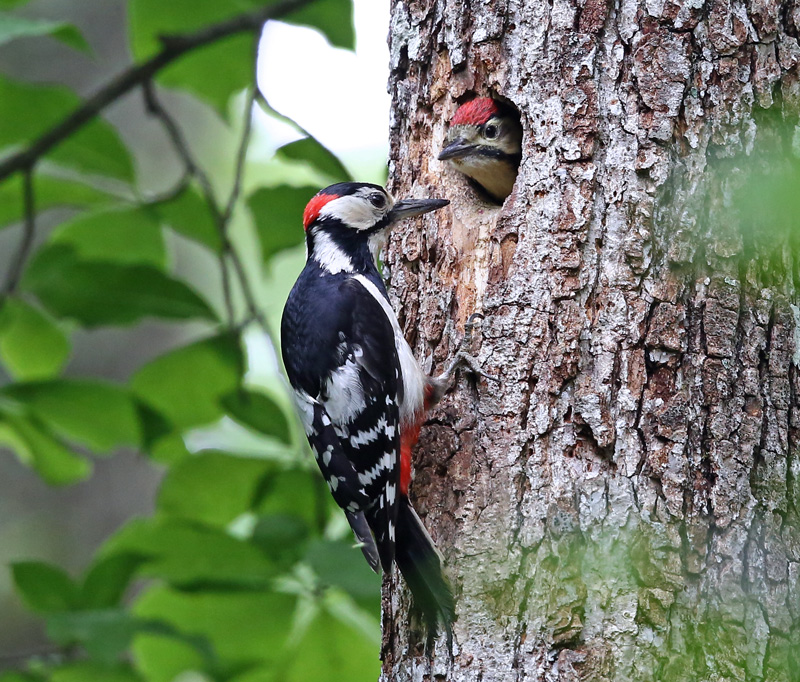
left=303, top=192, right=340, bottom=231
left=451, top=97, right=501, bottom=126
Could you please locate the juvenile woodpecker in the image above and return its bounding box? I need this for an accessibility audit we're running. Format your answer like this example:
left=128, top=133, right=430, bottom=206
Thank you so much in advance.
left=281, top=182, right=458, bottom=639
left=439, top=97, right=522, bottom=202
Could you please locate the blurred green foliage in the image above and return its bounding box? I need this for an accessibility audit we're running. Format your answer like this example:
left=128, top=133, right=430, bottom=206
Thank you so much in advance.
left=0, top=0, right=382, bottom=680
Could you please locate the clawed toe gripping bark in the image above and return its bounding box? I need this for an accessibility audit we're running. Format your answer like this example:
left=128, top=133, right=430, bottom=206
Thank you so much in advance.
left=427, top=313, right=496, bottom=407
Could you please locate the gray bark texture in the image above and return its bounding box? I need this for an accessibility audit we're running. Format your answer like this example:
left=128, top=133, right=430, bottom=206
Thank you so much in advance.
left=381, top=0, right=800, bottom=680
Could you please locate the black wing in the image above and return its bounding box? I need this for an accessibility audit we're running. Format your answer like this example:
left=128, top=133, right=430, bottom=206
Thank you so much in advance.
left=282, top=270, right=402, bottom=571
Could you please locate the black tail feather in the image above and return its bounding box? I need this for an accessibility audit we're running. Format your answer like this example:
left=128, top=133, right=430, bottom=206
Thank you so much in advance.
left=346, top=510, right=380, bottom=573
left=394, top=496, right=455, bottom=645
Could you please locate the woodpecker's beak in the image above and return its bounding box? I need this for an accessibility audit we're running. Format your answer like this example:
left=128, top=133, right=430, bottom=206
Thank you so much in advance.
left=438, top=139, right=474, bottom=161
left=389, top=198, right=449, bottom=223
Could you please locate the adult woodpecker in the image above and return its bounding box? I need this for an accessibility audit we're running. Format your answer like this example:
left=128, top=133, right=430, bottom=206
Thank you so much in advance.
left=439, top=97, right=522, bottom=202
left=281, top=182, right=469, bottom=641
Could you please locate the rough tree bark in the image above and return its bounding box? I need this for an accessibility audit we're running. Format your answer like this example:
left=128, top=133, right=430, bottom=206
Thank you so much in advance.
left=382, top=0, right=800, bottom=680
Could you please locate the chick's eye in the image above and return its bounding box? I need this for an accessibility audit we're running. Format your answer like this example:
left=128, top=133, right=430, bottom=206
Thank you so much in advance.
left=369, top=193, right=386, bottom=208
left=484, top=124, right=499, bottom=139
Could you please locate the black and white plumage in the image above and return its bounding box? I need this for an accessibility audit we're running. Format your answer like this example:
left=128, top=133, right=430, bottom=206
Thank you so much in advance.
left=281, top=182, right=454, bottom=638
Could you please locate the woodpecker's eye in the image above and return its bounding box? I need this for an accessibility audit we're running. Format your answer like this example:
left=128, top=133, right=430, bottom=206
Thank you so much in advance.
left=484, top=124, right=499, bottom=139
left=369, top=193, right=386, bottom=208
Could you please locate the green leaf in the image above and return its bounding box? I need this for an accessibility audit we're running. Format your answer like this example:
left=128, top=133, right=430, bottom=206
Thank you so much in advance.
left=247, top=185, right=310, bottom=262
left=50, top=24, right=91, bottom=53
left=305, top=540, right=379, bottom=602
left=128, top=0, right=256, bottom=115
left=251, top=513, right=309, bottom=568
left=22, top=245, right=216, bottom=326
left=104, top=518, right=275, bottom=588
left=0, top=298, right=70, bottom=380
left=283, top=608, right=380, bottom=682
left=0, top=412, right=90, bottom=484
left=221, top=388, right=291, bottom=443
left=0, top=673, right=37, bottom=682
left=136, top=402, right=190, bottom=464
left=277, top=138, right=352, bottom=183
left=133, top=585, right=296, bottom=667
left=131, top=632, right=208, bottom=682
left=131, top=333, right=243, bottom=429
left=49, top=207, right=166, bottom=268
left=47, top=610, right=141, bottom=664
left=0, top=76, right=134, bottom=181
left=1, top=380, right=142, bottom=452
left=156, top=184, right=221, bottom=251
left=0, top=173, right=115, bottom=231
left=255, top=468, right=326, bottom=528
left=49, top=662, right=143, bottom=682
left=0, top=14, right=90, bottom=52
left=81, top=554, right=145, bottom=609
left=286, top=0, right=355, bottom=50
left=11, top=561, right=80, bottom=613
left=158, top=451, right=273, bottom=526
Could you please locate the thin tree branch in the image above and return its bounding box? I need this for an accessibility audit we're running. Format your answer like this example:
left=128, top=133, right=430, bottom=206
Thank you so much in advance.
left=4, top=168, right=37, bottom=293
left=142, top=82, right=220, bottom=218
left=225, top=77, right=276, bottom=341
left=0, top=0, right=316, bottom=182
left=142, top=83, right=235, bottom=324
left=223, top=79, right=277, bottom=340
left=224, top=85, right=257, bottom=223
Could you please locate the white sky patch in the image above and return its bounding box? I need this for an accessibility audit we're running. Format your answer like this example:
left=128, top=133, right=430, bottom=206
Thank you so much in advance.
left=256, top=0, right=391, bottom=166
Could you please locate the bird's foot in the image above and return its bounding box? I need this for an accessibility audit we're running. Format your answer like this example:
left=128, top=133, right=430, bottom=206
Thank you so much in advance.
left=428, top=314, right=496, bottom=405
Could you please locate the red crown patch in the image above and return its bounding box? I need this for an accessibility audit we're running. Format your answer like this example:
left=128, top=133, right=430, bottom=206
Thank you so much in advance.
left=303, top=192, right=340, bottom=230
left=451, top=98, right=500, bottom=126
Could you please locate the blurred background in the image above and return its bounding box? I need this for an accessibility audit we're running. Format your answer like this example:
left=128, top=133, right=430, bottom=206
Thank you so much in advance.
left=0, top=0, right=389, bottom=665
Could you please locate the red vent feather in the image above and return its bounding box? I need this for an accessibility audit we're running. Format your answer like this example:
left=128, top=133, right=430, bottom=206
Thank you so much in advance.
left=303, top=192, right=340, bottom=230
left=451, top=98, right=500, bottom=126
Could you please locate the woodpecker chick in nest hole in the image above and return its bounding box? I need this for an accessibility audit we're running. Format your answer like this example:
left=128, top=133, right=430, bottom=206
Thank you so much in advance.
left=439, top=97, right=522, bottom=202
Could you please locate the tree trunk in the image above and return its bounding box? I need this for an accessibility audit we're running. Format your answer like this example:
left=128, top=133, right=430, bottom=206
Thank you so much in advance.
left=382, top=0, right=800, bottom=679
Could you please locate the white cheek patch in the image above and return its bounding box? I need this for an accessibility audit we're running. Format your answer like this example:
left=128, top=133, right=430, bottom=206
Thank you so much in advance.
left=319, top=195, right=383, bottom=231
left=311, top=230, right=353, bottom=274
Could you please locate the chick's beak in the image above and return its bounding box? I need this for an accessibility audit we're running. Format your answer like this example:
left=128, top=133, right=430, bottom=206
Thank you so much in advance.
left=388, top=198, right=449, bottom=223
left=438, top=138, right=474, bottom=161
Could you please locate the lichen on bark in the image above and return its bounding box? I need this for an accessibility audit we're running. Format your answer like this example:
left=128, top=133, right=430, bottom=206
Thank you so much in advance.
left=382, top=0, right=800, bottom=680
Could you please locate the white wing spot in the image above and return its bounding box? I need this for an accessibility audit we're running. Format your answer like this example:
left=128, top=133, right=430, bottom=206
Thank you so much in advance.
left=328, top=476, right=339, bottom=492
left=386, top=482, right=396, bottom=505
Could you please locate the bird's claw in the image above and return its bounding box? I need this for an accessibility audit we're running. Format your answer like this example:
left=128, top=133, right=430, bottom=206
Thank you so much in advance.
left=435, top=313, right=496, bottom=385
left=450, top=349, right=498, bottom=383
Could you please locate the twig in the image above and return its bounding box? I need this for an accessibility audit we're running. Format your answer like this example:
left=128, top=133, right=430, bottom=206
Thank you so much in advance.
left=4, top=168, right=37, bottom=293
left=224, top=84, right=277, bottom=339
left=142, top=83, right=236, bottom=324
left=219, top=50, right=277, bottom=342
left=142, top=82, right=219, bottom=214
left=0, top=0, right=316, bottom=183
left=224, top=85, right=257, bottom=223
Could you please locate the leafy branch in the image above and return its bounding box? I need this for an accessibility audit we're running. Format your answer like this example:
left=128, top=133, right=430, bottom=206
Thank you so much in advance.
left=142, top=72, right=271, bottom=336
left=0, top=0, right=315, bottom=182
